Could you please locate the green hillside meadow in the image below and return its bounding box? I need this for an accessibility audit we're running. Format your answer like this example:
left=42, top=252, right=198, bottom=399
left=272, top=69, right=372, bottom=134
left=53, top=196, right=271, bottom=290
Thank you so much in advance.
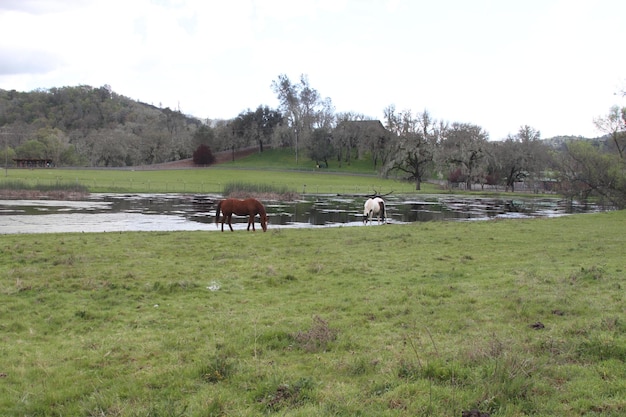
left=0, top=148, right=437, bottom=195
left=0, top=166, right=421, bottom=195
left=1, top=209, right=625, bottom=416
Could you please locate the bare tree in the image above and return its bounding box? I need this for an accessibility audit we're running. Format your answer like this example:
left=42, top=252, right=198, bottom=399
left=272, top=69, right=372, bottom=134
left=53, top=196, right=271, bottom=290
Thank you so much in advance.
left=271, top=74, right=329, bottom=164
left=556, top=139, right=626, bottom=208
left=385, top=108, right=441, bottom=190
left=488, top=125, right=546, bottom=192
left=308, top=128, right=334, bottom=168
left=555, top=103, right=626, bottom=207
left=317, top=97, right=336, bottom=132
left=594, top=105, right=626, bottom=159
left=440, top=122, right=489, bottom=190
left=334, top=112, right=365, bottom=166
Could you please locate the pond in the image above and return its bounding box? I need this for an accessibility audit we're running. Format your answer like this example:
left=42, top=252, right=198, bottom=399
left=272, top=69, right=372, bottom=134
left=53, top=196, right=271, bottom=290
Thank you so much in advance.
left=0, top=193, right=603, bottom=234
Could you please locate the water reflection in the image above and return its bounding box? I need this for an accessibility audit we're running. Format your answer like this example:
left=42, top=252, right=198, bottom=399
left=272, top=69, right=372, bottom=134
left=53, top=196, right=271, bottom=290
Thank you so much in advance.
left=0, top=193, right=604, bottom=234
left=268, top=195, right=599, bottom=225
left=395, top=196, right=593, bottom=222
left=269, top=197, right=360, bottom=226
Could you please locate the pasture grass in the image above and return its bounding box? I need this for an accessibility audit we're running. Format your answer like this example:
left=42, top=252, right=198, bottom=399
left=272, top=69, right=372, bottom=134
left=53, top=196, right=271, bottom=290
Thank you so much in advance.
left=0, top=166, right=424, bottom=195
left=224, top=147, right=382, bottom=174
left=0, top=147, right=420, bottom=195
left=1, top=211, right=625, bottom=416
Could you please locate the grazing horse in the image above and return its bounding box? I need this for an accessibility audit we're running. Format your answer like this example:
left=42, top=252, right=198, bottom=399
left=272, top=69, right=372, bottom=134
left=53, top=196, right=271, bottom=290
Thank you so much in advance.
left=215, top=198, right=268, bottom=232
left=363, top=197, right=386, bottom=225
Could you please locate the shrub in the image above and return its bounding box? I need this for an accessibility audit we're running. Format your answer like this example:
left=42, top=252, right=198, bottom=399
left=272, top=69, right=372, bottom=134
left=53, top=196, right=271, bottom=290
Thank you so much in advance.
left=291, top=316, right=337, bottom=353
left=256, top=377, right=315, bottom=413
left=193, top=144, right=216, bottom=165
left=222, top=181, right=299, bottom=200
left=198, top=355, right=234, bottom=383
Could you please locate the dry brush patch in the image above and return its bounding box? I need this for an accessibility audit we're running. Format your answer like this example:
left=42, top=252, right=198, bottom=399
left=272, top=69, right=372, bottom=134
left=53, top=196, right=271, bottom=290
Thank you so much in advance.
left=0, top=189, right=89, bottom=200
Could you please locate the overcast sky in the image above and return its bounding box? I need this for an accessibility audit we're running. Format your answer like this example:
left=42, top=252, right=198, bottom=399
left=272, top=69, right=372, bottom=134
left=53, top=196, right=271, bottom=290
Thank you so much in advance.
left=1, top=0, right=624, bottom=140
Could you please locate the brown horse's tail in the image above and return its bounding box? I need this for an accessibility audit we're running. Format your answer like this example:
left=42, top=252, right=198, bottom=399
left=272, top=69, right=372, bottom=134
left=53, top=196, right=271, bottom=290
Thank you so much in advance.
left=215, top=200, right=222, bottom=227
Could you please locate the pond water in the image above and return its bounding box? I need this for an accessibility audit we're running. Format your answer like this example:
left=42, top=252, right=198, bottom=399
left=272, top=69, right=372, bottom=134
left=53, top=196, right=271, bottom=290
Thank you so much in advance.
left=0, top=193, right=602, bottom=234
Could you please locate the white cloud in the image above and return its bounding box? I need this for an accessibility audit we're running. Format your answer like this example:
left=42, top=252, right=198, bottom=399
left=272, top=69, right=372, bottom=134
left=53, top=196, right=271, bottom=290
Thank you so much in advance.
left=1, top=0, right=625, bottom=138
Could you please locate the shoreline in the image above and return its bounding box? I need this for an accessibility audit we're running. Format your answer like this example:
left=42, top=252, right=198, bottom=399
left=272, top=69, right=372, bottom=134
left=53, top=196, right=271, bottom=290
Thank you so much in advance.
left=0, top=190, right=90, bottom=200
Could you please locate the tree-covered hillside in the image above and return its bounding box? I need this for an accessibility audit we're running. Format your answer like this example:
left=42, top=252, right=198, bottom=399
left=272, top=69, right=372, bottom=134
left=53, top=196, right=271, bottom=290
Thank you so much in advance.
left=0, top=85, right=203, bottom=166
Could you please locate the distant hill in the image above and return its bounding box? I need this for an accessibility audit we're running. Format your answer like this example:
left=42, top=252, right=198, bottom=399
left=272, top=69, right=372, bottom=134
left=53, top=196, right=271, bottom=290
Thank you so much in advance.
left=0, top=85, right=202, bottom=131
left=542, top=134, right=606, bottom=149
left=0, top=85, right=206, bottom=166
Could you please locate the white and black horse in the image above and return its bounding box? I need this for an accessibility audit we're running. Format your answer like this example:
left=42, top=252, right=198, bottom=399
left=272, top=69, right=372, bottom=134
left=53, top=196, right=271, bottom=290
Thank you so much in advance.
left=363, top=197, right=386, bottom=225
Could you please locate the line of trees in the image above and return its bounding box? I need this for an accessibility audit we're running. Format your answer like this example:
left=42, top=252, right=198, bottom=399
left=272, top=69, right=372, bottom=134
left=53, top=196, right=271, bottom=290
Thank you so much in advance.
left=265, top=74, right=625, bottom=207
left=1, top=77, right=624, bottom=207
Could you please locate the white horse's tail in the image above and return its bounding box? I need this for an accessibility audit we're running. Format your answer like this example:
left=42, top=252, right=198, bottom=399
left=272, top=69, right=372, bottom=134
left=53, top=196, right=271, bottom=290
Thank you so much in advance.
left=378, top=200, right=386, bottom=223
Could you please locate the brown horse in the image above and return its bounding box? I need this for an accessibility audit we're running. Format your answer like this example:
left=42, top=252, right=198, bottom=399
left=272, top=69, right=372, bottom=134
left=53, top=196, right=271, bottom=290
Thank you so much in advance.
left=215, top=198, right=268, bottom=232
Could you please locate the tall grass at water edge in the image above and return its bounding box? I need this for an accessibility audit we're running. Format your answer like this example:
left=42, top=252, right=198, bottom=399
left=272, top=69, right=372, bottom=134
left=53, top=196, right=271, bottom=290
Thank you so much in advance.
left=222, top=181, right=300, bottom=199
left=0, top=179, right=88, bottom=193
left=1, top=211, right=625, bottom=416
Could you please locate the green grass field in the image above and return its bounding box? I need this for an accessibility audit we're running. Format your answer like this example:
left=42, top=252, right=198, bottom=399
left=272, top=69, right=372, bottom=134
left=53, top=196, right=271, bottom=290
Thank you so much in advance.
left=0, top=166, right=423, bottom=195
left=1, top=150, right=623, bottom=415
left=1, top=210, right=625, bottom=416
left=224, top=148, right=382, bottom=174
left=1, top=148, right=409, bottom=194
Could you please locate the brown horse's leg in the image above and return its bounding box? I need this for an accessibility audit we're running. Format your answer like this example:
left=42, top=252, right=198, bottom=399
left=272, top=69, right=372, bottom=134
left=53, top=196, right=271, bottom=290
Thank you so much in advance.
left=246, top=215, right=254, bottom=231
left=227, top=214, right=234, bottom=232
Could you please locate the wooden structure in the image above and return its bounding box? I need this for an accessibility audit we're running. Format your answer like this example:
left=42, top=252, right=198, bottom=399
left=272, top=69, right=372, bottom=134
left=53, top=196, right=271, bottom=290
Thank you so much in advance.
left=13, top=158, right=54, bottom=168
left=336, top=120, right=388, bottom=138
